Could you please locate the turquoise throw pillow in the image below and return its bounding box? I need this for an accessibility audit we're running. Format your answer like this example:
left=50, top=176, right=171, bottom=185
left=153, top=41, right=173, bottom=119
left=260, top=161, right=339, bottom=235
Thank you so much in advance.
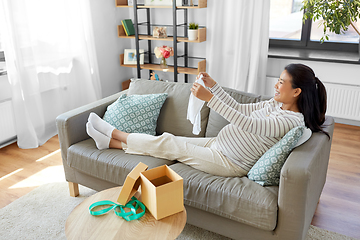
left=103, top=93, right=168, bottom=135
left=247, top=126, right=304, bottom=186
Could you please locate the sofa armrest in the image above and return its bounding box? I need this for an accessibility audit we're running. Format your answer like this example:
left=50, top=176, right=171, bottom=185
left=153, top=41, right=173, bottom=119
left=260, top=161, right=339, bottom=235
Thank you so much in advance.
left=274, top=116, right=334, bottom=239
left=56, top=90, right=127, bottom=161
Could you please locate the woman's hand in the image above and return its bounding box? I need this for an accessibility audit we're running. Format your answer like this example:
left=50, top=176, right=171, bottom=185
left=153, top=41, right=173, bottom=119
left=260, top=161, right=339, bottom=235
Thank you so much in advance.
left=191, top=82, right=214, bottom=102
left=197, top=72, right=216, bottom=88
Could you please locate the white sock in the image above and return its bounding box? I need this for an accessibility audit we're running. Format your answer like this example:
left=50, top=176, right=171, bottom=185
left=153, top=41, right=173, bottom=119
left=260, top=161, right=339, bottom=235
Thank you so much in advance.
left=88, top=112, right=115, bottom=138
left=86, top=122, right=110, bottom=150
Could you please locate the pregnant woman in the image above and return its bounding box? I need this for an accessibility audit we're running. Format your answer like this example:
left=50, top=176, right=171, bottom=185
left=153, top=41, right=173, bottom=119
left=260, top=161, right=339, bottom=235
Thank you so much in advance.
left=86, top=63, right=328, bottom=177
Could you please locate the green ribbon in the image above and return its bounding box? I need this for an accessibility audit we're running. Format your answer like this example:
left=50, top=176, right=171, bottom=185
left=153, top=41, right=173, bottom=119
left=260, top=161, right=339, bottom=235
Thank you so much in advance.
left=89, top=196, right=146, bottom=221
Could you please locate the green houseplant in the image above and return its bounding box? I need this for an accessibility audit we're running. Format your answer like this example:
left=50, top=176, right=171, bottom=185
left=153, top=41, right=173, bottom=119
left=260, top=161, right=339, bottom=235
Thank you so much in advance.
left=188, top=22, right=199, bottom=41
left=189, top=22, right=199, bottom=30
left=301, top=0, right=360, bottom=43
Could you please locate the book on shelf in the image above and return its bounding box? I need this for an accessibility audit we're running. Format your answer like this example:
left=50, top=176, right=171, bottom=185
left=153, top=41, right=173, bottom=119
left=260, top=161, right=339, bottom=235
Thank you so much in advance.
left=121, top=21, right=128, bottom=36
left=121, top=19, right=135, bottom=36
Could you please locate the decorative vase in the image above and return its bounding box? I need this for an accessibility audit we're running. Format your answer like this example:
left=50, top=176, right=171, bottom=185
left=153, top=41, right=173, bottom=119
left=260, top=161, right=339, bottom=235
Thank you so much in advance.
left=160, top=57, right=168, bottom=69
left=188, top=29, right=198, bottom=41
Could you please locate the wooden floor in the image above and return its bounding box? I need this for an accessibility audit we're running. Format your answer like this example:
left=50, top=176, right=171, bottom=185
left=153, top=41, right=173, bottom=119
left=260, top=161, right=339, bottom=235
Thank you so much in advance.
left=0, top=124, right=359, bottom=239
left=310, top=123, right=360, bottom=239
left=0, top=136, right=65, bottom=207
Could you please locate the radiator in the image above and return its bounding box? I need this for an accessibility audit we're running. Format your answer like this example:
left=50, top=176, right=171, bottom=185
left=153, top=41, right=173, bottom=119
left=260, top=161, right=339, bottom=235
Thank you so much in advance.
left=266, top=77, right=360, bottom=122
left=324, top=82, right=360, bottom=121
left=0, top=100, right=17, bottom=144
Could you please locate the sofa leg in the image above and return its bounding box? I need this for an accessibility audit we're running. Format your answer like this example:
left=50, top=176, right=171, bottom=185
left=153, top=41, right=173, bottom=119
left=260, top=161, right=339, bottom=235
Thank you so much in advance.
left=69, top=182, right=79, bottom=197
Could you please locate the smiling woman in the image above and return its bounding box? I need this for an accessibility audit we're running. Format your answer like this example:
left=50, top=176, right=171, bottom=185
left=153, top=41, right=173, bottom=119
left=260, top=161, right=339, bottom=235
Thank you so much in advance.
left=282, top=63, right=329, bottom=138
left=274, top=70, right=302, bottom=113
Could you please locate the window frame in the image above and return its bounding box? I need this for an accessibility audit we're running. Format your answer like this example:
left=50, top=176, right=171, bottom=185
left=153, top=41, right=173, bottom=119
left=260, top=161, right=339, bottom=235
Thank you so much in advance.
left=0, top=31, right=4, bottom=61
left=0, top=51, right=4, bottom=62
left=269, top=11, right=359, bottom=53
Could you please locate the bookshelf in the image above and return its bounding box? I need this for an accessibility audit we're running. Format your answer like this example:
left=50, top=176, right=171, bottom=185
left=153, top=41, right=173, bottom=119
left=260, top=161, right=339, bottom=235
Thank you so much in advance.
left=120, top=53, right=206, bottom=75
left=116, top=0, right=207, bottom=8
left=117, top=0, right=207, bottom=82
left=117, top=25, right=207, bottom=43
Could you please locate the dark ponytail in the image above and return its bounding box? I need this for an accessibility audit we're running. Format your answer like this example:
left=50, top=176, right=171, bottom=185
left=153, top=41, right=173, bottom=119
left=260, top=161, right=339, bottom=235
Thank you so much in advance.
left=284, top=64, right=330, bottom=138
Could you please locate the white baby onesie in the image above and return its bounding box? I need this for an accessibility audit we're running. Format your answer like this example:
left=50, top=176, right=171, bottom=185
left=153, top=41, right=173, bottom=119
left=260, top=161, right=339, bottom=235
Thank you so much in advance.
left=187, top=75, right=205, bottom=135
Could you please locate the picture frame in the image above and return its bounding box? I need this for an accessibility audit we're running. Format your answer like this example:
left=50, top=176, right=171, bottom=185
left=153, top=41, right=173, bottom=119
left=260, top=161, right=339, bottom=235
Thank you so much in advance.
left=124, top=49, right=144, bottom=65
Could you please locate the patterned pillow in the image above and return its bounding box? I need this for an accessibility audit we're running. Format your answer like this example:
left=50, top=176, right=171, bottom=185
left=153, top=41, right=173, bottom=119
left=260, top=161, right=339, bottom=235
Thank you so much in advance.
left=103, top=93, right=168, bottom=135
left=247, top=126, right=304, bottom=186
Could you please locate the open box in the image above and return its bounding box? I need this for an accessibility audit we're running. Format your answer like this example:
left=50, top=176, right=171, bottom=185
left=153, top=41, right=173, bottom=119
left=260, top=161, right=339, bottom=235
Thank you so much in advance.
left=117, top=162, right=148, bottom=205
left=140, top=165, right=184, bottom=220
left=117, top=163, right=184, bottom=220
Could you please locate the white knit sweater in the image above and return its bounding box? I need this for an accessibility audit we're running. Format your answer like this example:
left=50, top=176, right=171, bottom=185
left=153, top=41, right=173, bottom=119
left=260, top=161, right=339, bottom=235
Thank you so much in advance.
left=207, top=83, right=305, bottom=172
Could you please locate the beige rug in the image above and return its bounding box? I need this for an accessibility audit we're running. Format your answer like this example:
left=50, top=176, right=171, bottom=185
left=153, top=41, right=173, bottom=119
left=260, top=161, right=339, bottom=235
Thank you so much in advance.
left=0, top=182, right=357, bottom=240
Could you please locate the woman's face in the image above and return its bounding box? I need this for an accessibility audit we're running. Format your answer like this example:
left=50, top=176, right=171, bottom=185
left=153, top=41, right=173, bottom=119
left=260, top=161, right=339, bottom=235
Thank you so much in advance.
left=274, top=70, right=299, bottom=104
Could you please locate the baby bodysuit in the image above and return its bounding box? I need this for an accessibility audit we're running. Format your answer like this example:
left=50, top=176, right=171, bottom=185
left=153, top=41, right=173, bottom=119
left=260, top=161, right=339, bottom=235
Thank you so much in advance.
left=187, top=75, right=205, bottom=135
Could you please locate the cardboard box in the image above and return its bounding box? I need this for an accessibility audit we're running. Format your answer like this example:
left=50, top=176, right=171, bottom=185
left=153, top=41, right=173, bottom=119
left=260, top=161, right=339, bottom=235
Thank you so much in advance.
left=140, top=165, right=184, bottom=220
left=117, top=162, right=148, bottom=205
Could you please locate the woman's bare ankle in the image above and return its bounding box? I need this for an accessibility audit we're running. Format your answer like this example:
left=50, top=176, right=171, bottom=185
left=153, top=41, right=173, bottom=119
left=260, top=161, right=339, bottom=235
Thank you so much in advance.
left=112, top=129, right=129, bottom=144
left=109, top=139, right=123, bottom=149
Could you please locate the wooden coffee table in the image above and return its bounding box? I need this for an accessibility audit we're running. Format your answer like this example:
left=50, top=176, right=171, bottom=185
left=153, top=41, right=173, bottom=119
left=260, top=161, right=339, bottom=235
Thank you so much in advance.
left=65, top=186, right=187, bottom=240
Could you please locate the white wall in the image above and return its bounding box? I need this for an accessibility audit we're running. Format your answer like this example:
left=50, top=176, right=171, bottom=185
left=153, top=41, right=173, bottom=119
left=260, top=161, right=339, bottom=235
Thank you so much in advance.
left=267, top=58, right=360, bottom=126
left=265, top=58, right=360, bottom=96
left=267, top=58, right=360, bottom=86
left=88, top=0, right=134, bottom=98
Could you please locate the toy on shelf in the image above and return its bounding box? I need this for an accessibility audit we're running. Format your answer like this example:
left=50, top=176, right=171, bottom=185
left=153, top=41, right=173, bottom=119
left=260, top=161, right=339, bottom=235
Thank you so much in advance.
left=150, top=72, right=161, bottom=81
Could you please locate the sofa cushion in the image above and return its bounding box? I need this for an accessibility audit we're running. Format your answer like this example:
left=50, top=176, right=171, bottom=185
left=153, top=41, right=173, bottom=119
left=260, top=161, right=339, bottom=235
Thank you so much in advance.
left=293, top=127, right=312, bottom=148
left=127, top=79, right=210, bottom=137
left=247, top=126, right=304, bottom=186
left=169, top=163, right=279, bottom=231
left=67, top=138, right=174, bottom=185
left=205, top=87, right=261, bottom=137
left=103, top=93, right=168, bottom=135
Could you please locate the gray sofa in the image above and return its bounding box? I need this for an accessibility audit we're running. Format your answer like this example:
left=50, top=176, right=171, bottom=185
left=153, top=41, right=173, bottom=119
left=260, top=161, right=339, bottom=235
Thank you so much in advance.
left=56, top=79, right=334, bottom=240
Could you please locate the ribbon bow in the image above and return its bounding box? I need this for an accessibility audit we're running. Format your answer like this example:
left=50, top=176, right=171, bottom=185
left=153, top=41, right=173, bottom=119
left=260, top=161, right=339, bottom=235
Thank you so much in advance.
left=89, top=196, right=146, bottom=221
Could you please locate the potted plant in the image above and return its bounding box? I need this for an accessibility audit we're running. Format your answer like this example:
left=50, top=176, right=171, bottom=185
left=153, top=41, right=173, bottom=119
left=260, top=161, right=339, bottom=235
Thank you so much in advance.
left=188, top=22, right=199, bottom=41
left=301, top=0, right=360, bottom=57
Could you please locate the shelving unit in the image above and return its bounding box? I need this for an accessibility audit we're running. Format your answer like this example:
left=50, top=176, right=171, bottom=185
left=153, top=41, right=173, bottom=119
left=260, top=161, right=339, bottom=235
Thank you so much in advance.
left=116, top=0, right=207, bottom=8
left=117, top=25, right=207, bottom=43
left=116, top=0, right=207, bottom=82
left=120, top=53, right=206, bottom=75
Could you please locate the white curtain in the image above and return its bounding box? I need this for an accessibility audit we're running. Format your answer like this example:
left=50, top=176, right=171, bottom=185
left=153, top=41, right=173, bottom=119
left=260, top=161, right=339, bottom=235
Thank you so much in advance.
left=0, top=0, right=102, bottom=148
left=206, top=0, right=270, bottom=95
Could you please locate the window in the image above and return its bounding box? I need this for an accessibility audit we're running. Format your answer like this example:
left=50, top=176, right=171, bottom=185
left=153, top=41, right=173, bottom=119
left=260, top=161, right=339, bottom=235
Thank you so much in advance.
left=269, top=0, right=303, bottom=41
left=269, top=0, right=360, bottom=52
left=310, top=19, right=360, bottom=44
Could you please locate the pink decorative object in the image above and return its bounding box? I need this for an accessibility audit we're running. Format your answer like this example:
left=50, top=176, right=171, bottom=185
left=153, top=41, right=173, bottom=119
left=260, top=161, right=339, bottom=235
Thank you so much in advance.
left=154, top=45, right=174, bottom=69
